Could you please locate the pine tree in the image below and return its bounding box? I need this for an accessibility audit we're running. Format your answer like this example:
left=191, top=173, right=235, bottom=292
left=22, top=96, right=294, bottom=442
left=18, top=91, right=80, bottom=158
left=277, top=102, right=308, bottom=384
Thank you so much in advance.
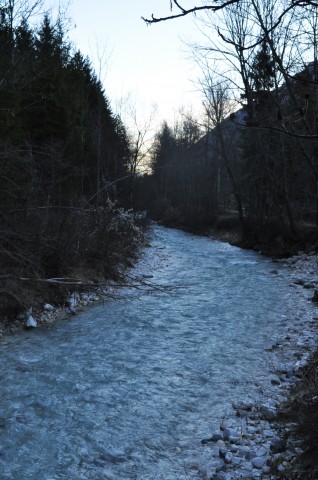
left=250, top=41, right=275, bottom=93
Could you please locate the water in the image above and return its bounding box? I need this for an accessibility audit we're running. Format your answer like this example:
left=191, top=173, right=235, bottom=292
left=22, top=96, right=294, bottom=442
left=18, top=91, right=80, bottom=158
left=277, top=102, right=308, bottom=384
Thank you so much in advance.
left=0, top=226, right=314, bottom=479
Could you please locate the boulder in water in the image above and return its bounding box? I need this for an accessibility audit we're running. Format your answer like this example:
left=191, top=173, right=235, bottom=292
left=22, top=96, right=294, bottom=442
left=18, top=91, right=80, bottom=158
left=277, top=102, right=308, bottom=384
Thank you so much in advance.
left=24, top=308, right=37, bottom=329
left=312, top=289, right=318, bottom=303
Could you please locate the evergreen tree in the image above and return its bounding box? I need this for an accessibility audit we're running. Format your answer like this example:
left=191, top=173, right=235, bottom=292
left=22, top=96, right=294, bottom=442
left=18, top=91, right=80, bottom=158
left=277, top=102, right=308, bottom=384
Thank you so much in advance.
left=250, top=41, right=275, bottom=93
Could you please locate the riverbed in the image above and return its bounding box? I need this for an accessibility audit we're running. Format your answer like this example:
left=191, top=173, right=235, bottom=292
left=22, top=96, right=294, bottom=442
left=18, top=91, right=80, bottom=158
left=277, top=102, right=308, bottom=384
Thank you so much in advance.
left=0, top=225, right=316, bottom=479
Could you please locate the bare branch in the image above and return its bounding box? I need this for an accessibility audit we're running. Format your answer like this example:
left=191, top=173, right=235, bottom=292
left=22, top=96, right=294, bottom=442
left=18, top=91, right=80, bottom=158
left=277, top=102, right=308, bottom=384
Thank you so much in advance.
left=216, top=2, right=301, bottom=51
left=142, top=0, right=240, bottom=25
left=231, top=117, right=318, bottom=141
left=293, top=0, right=318, bottom=6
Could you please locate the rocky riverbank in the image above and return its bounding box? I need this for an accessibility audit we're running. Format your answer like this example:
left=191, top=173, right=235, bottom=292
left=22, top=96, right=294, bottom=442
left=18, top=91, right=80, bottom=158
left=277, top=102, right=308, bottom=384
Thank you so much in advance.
left=0, top=285, right=113, bottom=338
left=200, top=250, right=318, bottom=479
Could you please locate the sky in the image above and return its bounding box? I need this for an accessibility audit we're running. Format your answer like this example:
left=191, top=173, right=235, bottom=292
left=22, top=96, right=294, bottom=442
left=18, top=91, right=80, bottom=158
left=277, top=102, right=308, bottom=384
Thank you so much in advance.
left=44, top=0, right=204, bottom=128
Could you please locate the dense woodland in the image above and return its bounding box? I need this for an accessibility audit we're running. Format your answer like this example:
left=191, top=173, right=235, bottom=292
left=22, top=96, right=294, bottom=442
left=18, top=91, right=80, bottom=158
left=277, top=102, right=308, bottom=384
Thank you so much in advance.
left=2, top=0, right=318, bottom=306
left=142, top=0, right=318, bottom=256
left=2, top=0, right=318, bottom=318
left=0, top=5, right=144, bottom=315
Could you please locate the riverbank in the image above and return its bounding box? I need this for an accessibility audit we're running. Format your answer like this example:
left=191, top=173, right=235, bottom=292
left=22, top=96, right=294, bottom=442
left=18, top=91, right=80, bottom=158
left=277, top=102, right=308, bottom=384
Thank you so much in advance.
left=0, top=260, right=155, bottom=338
left=202, top=250, right=318, bottom=479
left=155, top=217, right=318, bottom=478
left=0, top=207, right=148, bottom=338
left=156, top=210, right=318, bottom=259
left=0, top=285, right=116, bottom=338
left=273, top=253, right=318, bottom=479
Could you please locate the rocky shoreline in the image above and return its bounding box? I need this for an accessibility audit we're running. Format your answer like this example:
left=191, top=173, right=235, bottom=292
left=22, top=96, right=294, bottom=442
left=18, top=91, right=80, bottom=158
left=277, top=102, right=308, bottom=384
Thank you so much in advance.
left=200, top=250, right=318, bottom=479
left=0, top=284, right=121, bottom=339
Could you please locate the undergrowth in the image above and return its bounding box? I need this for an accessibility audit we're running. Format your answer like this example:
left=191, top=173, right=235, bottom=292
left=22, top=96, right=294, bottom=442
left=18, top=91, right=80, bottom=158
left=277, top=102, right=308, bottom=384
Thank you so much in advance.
left=0, top=200, right=146, bottom=319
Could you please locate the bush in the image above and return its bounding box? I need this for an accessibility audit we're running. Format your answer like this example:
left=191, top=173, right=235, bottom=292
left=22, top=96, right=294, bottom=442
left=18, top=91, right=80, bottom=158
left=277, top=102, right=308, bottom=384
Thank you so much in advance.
left=0, top=200, right=145, bottom=317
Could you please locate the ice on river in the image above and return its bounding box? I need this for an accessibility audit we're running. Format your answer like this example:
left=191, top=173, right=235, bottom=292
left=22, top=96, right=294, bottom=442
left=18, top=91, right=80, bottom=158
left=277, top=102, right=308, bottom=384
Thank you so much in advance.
left=0, top=225, right=315, bottom=480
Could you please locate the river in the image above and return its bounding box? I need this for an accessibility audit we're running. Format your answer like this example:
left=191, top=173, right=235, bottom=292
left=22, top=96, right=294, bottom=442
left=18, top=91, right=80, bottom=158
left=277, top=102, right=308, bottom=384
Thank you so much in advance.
left=0, top=225, right=315, bottom=479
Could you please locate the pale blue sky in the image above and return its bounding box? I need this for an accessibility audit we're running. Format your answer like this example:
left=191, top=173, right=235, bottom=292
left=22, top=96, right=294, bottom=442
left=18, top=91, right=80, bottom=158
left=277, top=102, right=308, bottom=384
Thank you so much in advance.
left=45, top=0, right=203, bottom=125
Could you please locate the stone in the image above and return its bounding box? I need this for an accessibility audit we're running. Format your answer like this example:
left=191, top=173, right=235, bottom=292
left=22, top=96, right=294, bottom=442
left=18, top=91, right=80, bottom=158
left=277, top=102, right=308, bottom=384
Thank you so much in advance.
left=201, top=433, right=223, bottom=444
left=216, top=439, right=226, bottom=447
left=232, top=456, right=242, bottom=466
left=238, top=446, right=251, bottom=458
left=224, top=452, right=233, bottom=464
left=259, top=404, right=276, bottom=421
left=223, top=427, right=239, bottom=441
left=312, top=289, right=318, bottom=303
left=262, top=465, right=271, bottom=474
left=44, top=303, right=54, bottom=311
left=24, top=308, right=37, bottom=329
left=219, top=447, right=227, bottom=459
left=68, top=294, right=77, bottom=309
left=276, top=363, right=292, bottom=374
left=251, top=456, right=266, bottom=469
left=246, top=426, right=256, bottom=435
left=270, top=437, right=287, bottom=453
left=234, top=469, right=255, bottom=479
left=245, top=449, right=256, bottom=461
left=277, top=462, right=288, bottom=472
left=232, top=400, right=253, bottom=411
left=270, top=375, right=281, bottom=385
left=255, top=446, right=268, bottom=457
left=25, top=314, right=37, bottom=329
left=220, top=419, right=232, bottom=431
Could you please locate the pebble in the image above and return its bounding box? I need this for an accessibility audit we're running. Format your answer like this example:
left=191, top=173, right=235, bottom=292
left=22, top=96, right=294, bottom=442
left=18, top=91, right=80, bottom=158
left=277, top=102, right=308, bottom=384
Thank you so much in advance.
left=223, top=428, right=240, bottom=441
left=270, top=437, right=287, bottom=453
left=255, top=446, right=268, bottom=457
left=44, top=303, right=54, bottom=311
left=270, top=375, right=281, bottom=385
left=251, top=456, right=266, bottom=469
left=224, top=452, right=233, bottom=464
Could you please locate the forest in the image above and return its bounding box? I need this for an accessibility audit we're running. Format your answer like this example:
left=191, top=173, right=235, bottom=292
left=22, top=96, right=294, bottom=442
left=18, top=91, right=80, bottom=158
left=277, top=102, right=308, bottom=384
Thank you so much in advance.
left=1, top=0, right=318, bottom=313
left=0, top=3, right=144, bottom=318
left=2, top=0, right=318, bottom=317
left=142, top=0, right=318, bottom=257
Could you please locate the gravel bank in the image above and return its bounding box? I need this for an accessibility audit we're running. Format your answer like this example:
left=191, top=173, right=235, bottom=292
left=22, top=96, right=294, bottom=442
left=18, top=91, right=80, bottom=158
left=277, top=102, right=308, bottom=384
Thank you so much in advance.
left=201, top=251, right=318, bottom=479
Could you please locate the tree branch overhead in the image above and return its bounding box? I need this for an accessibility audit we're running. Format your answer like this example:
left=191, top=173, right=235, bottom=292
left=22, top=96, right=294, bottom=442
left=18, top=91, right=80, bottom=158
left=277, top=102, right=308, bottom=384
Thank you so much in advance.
left=141, top=0, right=241, bottom=25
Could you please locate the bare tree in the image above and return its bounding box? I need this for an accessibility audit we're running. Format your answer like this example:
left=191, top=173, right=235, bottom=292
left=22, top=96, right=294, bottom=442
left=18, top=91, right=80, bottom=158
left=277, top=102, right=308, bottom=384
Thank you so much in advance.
left=200, top=72, right=246, bottom=227
left=116, top=94, right=157, bottom=206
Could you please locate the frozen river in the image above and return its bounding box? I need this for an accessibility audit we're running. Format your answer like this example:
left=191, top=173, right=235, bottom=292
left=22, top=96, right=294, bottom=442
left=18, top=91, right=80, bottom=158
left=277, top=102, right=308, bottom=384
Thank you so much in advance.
left=0, top=225, right=314, bottom=479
